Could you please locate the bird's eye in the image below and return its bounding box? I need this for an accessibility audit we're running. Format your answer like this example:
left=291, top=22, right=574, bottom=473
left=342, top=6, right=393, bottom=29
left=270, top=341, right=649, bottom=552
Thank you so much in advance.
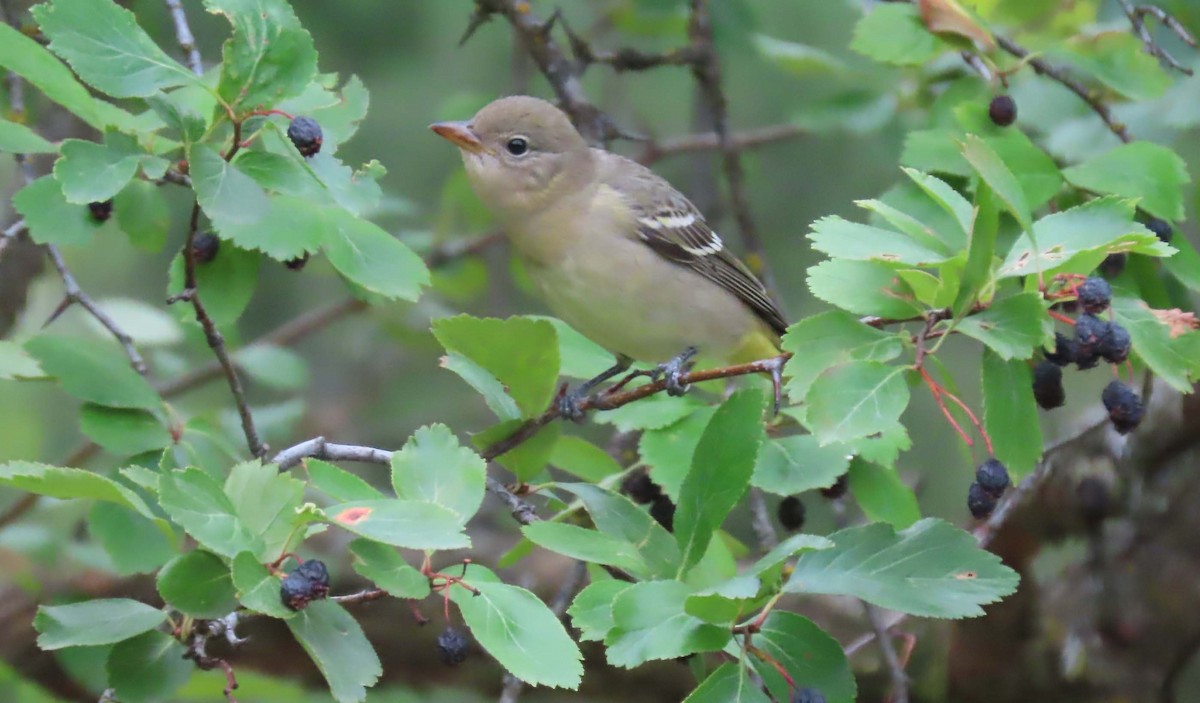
left=506, top=136, right=530, bottom=156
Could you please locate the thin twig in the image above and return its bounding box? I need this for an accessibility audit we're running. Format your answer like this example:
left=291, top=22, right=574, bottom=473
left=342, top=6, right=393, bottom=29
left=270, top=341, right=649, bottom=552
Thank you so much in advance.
left=332, top=588, right=388, bottom=606
left=748, top=487, right=779, bottom=551
left=639, top=123, right=805, bottom=164
left=865, top=603, right=909, bottom=703
left=164, top=0, right=203, bottom=76
left=1116, top=0, right=1196, bottom=76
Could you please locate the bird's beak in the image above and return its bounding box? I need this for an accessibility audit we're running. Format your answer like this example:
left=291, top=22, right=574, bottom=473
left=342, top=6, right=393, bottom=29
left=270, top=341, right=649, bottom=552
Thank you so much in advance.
left=430, top=121, right=488, bottom=155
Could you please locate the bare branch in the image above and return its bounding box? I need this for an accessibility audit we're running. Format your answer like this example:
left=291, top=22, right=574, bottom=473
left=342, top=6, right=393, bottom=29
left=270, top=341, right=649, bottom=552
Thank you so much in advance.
left=638, top=123, right=805, bottom=165
left=748, top=487, right=779, bottom=551
left=1117, top=0, right=1196, bottom=76
left=164, top=0, right=204, bottom=76
left=865, top=602, right=910, bottom=703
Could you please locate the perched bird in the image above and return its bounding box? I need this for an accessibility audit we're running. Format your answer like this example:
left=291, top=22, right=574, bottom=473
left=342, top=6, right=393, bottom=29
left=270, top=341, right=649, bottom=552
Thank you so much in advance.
left=431, top=96, right=786, bottom=413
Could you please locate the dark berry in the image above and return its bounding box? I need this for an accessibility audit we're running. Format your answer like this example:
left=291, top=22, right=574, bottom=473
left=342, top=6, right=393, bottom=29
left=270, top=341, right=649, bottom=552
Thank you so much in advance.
left=621, top=470, right=662, bottom=505
left=1098, top=323, right=1131, bottom=364
left=1076, top=476, right=1111, bottom=529
left=191, top=232, right=221, bottom=264
left=967, top=481, right=997, bottom=519
left=1098, top=253, right=1127, bottom=278
left=279, top=559, right=330, bottom=611
left=1044, top=332, right=1078, bottom=367
left=975, top=458, right=1010, bottom=497
left=285, top=252, right=310, bottom=271
left=820, top=473, right=849, bottom=500
left=1101, top=380, right=1143, bottom=434
left=650, top=496, right=675, bottom=532
left=791, top=687, right=827, bottom=703
left=1076, top=277, right=1112, bottom=314
left=88, top=199, right=113, bottom=222
left=436, top=627, right=470, bottom=666
left=287, top=116, right=323, bottom=157
left=1074, top=314, right=1110, bottom=370
left=988, top=95, right=1017, bottom=127
left=777, top=496, right=806, bottom=532
left=1145, top=217, right=1173, bottom=243
left=1032, top=360, right=1065, bottom=410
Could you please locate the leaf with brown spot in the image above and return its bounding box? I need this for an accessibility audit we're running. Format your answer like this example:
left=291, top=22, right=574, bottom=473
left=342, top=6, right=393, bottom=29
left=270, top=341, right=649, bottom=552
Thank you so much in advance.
left=919, top=0, right=995, bottom=51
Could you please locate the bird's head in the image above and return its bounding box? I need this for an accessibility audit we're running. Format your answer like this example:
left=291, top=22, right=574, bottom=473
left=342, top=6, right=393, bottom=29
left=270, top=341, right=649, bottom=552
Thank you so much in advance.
left=431, top=96, right=594, bottom=218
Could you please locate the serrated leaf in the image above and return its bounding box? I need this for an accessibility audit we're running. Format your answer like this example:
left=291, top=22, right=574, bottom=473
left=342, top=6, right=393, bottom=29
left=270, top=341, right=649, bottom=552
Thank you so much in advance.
left=559, top=483, right=681, bottom=579
left=639, top=406, right=717, bottom=499
left=54, top=131, right=143, bottom=204
left=0, top=340, right=46, bottom=380
left=807, top=259, right=925, bottom=319
left=390, top=424, right=485, bottom=522
left=598, top=392, right=705, bottom=433
left=156, top=550, right=238, bottom=618
left=225, top=461, right=306, bottom=560
left=79, top=404, right=171, bottom=455
left=1111, top=295, right=1200, bottom=393
left=782, top=311, right=904, bottom=402
left=303, top=459, right=383, bottom=502
left=326, top=500, right=470, bottom=550
left=322, top=212, right=429, bottom=301
left=450, top=565, right=583, bottom=689
left=962, top=134, right=1030, bottom=232
left=604, top=580, right=730, bottom=668
left=567, top=579, right=632, bottom=643
left=88, top=502, right=177, bottom=576
left=675, top=391, right=764, bottom=573
left=439, top=353, right=521, bottom=421
left=159, top=468, right=262, bottom=558
left=1062, top=142, right=1190, bottom=221
left=685, top=663, right=771, bottom=703
left=1052, top=31, right=1172, bottom=101
left=752, top=435, right=850, bottom=496
left=12, top=175, right=104, bottom=246
left=433, top=316, right=559, bottom=418
left=523, top=522, right=646, bottom=575
left=286, top=600, right=381, bottom=703
left=847, top=457, right=921, bottom=528
left=347, top=539, right=428, bottom=599
left=189, top=144, right=270, bottom=227
left=0, top=118, right=55, bottom=153
left=35, top=599, right=165, bottom=650
left=956, top=293, right=1052, bottom=360
left=207, top=0, right=319, bottom=110
left=751, top=612, right=857, bottom=703
left=231, top=551, right=294, bottom=619
left=784, top=518, right=1019, bottom=617
left=982, top=350, right=1043, bottom=478
left=806, top=362, right=910, bottom=445
left=809, top=216, right=950, bottom=266
left=851, top=3, right=950, bottom=66
left=106, top=630, right=192, bottom=703
left=0, top=461, right=153, bottom=517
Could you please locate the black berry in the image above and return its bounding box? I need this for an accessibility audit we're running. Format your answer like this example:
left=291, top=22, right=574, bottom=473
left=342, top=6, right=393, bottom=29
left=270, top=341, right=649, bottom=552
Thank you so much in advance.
left=791, top=688, right=827, bottom=703
left=1145, top=217, right=1173, bottom=243
left=621, top=470, right=662, bottom=505
left=975, top=458, right=1010, bottom=497
left=1101, top=380, right=1143, bottom=434
left=820, top=473, right=849, bottom=500
left=1076, top=277, right=1112, bottom=314
left=650, top=496, right=675, bottom=532
left=1098, top=323, right=1131, bottom=364
left=280, top=558, right=331, bottom=611
left=1044, top=332, right=1078, bottom=367
left=988, top=95, right=1017, bottom=127
left=88, top=199, right=113, bottom=222
left=1074, top=314, right=1110, bottom=370
left=1032, top=360, right=1065, bottom=410
left=287, top=116, right=323, bottom=157
left=285, top=252, right=310, bottom=271
left=436, top=627, right=470, bottom=666
left=777, top=496, right=806, bottom=532
left=191, top=232, right=221, bottom=264
left=1076, top=476, right=1111, bottom=529
left=1098, top=253, right=1127, bottom=278
left=967, top=481, right=997, bottom=519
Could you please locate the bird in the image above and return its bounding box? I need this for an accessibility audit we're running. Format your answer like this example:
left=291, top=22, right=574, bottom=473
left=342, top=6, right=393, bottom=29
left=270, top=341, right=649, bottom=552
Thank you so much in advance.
left=430, top=95, right=787, bottom=415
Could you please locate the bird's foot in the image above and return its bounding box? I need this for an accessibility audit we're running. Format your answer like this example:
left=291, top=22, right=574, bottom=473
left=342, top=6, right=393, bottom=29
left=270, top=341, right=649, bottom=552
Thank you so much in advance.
left=555, top=356, right=633, bottom=422
left=651, top=346, right=698, bottom=397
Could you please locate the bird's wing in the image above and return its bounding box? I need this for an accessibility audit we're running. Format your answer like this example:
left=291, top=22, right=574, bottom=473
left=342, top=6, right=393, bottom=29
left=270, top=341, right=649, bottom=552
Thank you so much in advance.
left=598, top=152, right=789, bottom=337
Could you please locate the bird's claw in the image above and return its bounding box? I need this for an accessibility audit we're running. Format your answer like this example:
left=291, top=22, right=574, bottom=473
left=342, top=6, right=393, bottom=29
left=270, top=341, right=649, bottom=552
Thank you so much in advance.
left=653, top=346, right=697, bottom=397
left=556, top=385, right=590, bottom=422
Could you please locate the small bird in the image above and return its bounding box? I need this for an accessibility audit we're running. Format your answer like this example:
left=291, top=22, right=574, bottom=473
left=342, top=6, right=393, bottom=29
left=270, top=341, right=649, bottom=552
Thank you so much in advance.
left=431, top=96, right=787, bottom=413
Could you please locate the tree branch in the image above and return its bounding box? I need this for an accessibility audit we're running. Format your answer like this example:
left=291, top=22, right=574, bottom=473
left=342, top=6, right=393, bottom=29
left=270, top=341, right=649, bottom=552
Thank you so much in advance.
left=865, top=602, right=909, bottom=703
left=164, top=0, right=203, bottom=76
left=1116, top=0, right=1196, bottom=76
left=638, top=123, right=805, bottom=165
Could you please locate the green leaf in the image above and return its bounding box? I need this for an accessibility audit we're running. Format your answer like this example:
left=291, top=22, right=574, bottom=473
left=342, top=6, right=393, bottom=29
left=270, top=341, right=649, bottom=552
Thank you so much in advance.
left=35, top=599, right=165, bottom=650
left=533, top=316, right=621, bottom=380
left=89, top=502, right=176, bottom=576
left=982, top=350, right=1043, bottom=478
left=962, top=134, right=1031, bottom=232
left=999, top=197, right=1173, bottom=279
left=807, top=259, right=924, bottom=319
left=1052, top=32, right=1172, bottom=101
left=0, top=340, right=46, bottom=380
left=106, top=630, right=192, bottom=703
left=12, top=175, right=104, bottom=246
left=234, top=345, right=310, bottom=391
left=806, top=362, right=910, bottom=445
left=322, top=212, right=429, bottom=301
left=347, top=539, right=428, bottom=599
left=303, top=459, right=383, bottom=502
left=523, top=522, right=646, bottom=575
left=902, top=169, right=974, bottom=245
left=684, top=662, right=771, bottom=703
left=433, top=316, right=560, bottom=418
left=784, top=518, right=1019, bottom=617
left=159, top=468, right=262, bottom=558
left=598, top=393, right=705, bottom=433
left=782, top=311, right=905, bottom=406
left=231, top=551, right=294, bottom=619
left=156, top=551, right=238, bottom=618
left=390, top=424, right=485, bottom=522
left=847, top=457, right=921, bottom=529
left=559, top=483, right=680, bottom=579
left=450, top=565, right=583, bottom=689
left=439, top=353, right=521, bottom=421
left=53, top=132, right=143, bottom=204
left=167, top=243, right=260, bottom=327
left=207, top=0, right=318, bottom=110
left=1062, top=142, right=1190, bottom=221
left=224, top=461, right=306, bottom=561
left=189, top=144, right=271, bottom=227
left=604, top=580, right=730, bottom=668
left=567, top=579, right=632, bottom=643
left=751, top=612, right=856, bottom=703
left=956, top=293, right=1053, bottom=360
left=808, top=217, right=950, bottom=266
left=115, top=180, right=171, bottom=251
left=638, top=406, right=717, bottom=499
left=676, top=390, right=765, bottom=573
left=851, top=3, right=950, bottom=65
left=79, top=404, right=171, bottom=455
left=1111, top=295, right=1200, bottom=393
left=0, top=23, right=137, bottom=130
left=0, top=119, right=55, bottom=153
left=549, top=435, right=623, bottom=481
left=0, top=461, right=153, bottom=517
left=286, top=600, right=382, bottom=703
left=210, top=194, right=325, bottom=261
left=473, top=419, right=560, bottom=481
left=752, top=435, right=850, bottom=496
left=955, top=105, right=1064, bottom=208
left=754, top=34, right=844, bottom=76
left=326, top=500, right=470, bottom=550
left=34, top=0, right=200, bottom=98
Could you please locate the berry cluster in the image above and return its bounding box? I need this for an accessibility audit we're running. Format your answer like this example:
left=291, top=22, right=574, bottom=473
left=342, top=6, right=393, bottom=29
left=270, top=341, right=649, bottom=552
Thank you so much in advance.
left=1035, top=275, right=1142, bottom=435
left=621, top=470, right=675, bottom=532
left=287, top=116, right=324, bottom=157
left=967, top=458, right=1010, bottom=519
left=280, top=559, right=331, bottom=611
left=436, top=627, right=471, bottom=666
